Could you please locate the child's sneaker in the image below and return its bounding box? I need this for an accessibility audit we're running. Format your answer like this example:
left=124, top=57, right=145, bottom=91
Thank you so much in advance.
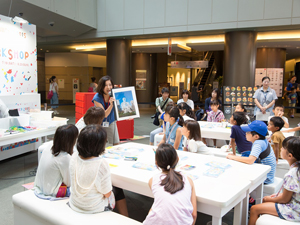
left=290, top=115, right=294, bottom=118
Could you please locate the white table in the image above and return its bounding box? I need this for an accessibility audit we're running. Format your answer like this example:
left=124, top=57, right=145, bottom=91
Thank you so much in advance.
left=105, top=143, right=270, bottom=225
left=198, top=121, right=295, bottom=140
left=0, top=127, right=57, bottom=161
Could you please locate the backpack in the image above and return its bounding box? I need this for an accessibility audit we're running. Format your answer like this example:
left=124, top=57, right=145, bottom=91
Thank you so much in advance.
left=195, top=108, right=205, bottom=121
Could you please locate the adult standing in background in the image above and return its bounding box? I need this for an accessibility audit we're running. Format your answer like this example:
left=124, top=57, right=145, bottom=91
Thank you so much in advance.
left=48, top=76, right=59, bottom=115
left=204, top=88, right=221, bottom=113
left=92, top=75, right=119, bottom=145
left=156, top=87, right=173, bottom=115
left=89, top=77, right=98, bottom=92
left=253, top=76, right=277, bottom=119
left=177, top=89, right=194, bottom=110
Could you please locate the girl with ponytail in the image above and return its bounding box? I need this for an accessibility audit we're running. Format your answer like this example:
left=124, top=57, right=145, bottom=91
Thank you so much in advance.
left=249, top=136, right=300, bottom=224
left=158, top=105, right=184, bottom=150
left=177, top=102, right=196, bottom=121
left=143, top=143, right=197, bottom=225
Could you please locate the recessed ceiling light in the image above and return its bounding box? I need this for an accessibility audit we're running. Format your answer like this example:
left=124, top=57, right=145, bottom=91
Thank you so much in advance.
left=40, top=48, right=43, bottom=50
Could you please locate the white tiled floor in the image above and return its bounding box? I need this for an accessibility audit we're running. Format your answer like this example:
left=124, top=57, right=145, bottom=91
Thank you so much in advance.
left=1, top=105, right=298, bottom=225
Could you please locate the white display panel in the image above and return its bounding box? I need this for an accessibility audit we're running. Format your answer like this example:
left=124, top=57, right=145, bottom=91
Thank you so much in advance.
left=0, top=14, right=37, bottom=95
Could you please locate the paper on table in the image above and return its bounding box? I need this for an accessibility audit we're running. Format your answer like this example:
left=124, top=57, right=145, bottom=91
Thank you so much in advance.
left=256, top=111, right=270, bottom=121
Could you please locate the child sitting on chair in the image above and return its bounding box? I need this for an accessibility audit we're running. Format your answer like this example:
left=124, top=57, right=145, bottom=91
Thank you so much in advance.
left=75, top=106, right=105, bottom=132
left=181, top=120, right=210, bottom=154
left=207, top=100, right=225, bottom=148
left=158, top=105, right=184, bottom=150
left=227, top=120, right=276, bottom=184
left=69, top=125, right=128, bottom=216
left=268, top=104, right=289, bottom=128
left=229, top=112, right=252, bottom=156
left=143, top=143, right=197, bottom=225
left=34, top=124, right=78, bottom=199
left=249, top=136, right=300, bottom=224
left=268, top=116, right=285, bottom=163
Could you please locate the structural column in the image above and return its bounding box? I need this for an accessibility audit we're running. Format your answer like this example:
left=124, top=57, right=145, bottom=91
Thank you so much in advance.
left=106, top=39, right=132, bottom=86
left=223, top=31, right=257, bottom=86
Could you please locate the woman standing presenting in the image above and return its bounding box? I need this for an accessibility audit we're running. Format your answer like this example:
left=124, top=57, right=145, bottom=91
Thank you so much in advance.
left=253, top=76, right=277, bottom=119
left=92, top=76, right=119, bottom=145
left=48, top=76, right=59, bottom=115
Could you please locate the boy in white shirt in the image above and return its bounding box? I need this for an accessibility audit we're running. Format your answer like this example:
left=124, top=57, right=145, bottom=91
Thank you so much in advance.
left=268, top=104, right=289, bottom=128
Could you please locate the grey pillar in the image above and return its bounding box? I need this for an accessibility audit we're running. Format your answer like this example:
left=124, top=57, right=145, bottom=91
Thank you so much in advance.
left=106, top=39, right=132, bottom=87
left=132, top=53, right=157, bottom=105
left=224, top=31, right=257, bottom=86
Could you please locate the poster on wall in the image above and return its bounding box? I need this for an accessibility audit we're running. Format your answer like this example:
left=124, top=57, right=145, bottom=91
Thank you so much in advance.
left=136, top=70, right=146, bottom=90
left=0, top=14, right=37, bottom=96
left=170, top=86, right=178, bottom=96
left=223, top=86, right=256, bottom=105
left=255, top=68, right=283, bottom=97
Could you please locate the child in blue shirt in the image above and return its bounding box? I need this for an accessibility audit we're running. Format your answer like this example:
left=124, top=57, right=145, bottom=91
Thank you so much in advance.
left=159, top=105, right=184, bottom=150
left=288, top=87, right=298, bottom=118
left=227, top=120, right=276, bottom=184
left=229, top=112, right=252, bottom=156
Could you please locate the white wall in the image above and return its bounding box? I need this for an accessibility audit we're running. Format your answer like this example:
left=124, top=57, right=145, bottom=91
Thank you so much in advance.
left=45, top=53, right=106, bottom=67
left=95, top=0, right=300, bottom=38
left=24, top=0, right=97, bottom=28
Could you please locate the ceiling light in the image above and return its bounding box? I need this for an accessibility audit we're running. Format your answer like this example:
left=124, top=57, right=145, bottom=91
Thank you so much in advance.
left=12, top=16, right=28, bottom=23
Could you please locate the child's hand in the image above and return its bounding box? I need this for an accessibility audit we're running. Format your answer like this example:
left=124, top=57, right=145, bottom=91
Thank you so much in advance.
left=263, top=196, right=273, bottom=202
left=278, top=111, right=283, bottom=117
left=226, top=153, right=234, bottom=160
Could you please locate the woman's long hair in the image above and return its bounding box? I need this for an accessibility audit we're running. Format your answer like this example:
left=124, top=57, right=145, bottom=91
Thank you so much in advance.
left=156, top=143, right=184, bottom=194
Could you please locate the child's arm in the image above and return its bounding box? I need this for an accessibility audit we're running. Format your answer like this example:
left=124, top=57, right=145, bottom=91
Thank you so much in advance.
left=263, top=188, right=293, bottom=204
left=230, top=138, right=236, bottom=155
left=104, top=191, right=112, bottom=198
left=148, top=177, right=153, bottom=190
left=273, top=143, right=279, bottom=162
left=187, top=177, right=197, bottom=225
left=283, top=119, right=289, bottom=128
left=174, top=128, right=183, bottom=150
left=282, top=126, right=300, bottom=133
left=226, top=154, right=256, bottom=164
left=162, top=122, right=166, bottom=133
left=158, top=133, right=166, bottom=146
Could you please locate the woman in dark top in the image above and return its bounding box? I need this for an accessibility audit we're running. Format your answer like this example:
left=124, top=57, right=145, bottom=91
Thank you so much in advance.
left=204, top=88, right=222, bottom=113
left=92, top=76, right=119, bottom=145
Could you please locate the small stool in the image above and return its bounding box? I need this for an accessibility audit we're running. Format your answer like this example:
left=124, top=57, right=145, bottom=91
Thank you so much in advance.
left=263, top=177, right=283, bottom=197
left=154, top=133, right=164, bottom=146
left=256, top=214, right=299, bottom=225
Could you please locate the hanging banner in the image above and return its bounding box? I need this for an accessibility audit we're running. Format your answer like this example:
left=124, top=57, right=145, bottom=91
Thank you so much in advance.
left=0, top=14, right=37, bottom=96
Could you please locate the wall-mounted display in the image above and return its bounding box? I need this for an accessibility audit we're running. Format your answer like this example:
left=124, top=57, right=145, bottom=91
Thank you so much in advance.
left=170, top=86, right=178, bottom=96
left=0, top=14, right=37, bottom=95
left=136, top=70, right=146, bottom=90
left=223, top=86, right=255, bottom=105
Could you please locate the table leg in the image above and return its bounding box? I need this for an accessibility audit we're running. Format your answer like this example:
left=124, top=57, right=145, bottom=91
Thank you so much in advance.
left=212, top=216, right=222, bottom=225
left=255, top=183, right=263, bottom=204
left=241, top=189, right=250, bottom=225
left=233, top=201, right=242, bottom=225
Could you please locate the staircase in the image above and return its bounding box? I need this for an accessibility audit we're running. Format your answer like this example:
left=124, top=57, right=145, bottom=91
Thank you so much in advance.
left=199, top=53, right=215, bottom=87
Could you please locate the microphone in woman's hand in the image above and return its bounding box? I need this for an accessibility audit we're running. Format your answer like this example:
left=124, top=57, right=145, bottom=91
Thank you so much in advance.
left=108, top=91, right=112, bottom=97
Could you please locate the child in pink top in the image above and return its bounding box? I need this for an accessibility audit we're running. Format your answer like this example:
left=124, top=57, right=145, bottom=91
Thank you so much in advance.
left=143, top=143, right=197, bottom=225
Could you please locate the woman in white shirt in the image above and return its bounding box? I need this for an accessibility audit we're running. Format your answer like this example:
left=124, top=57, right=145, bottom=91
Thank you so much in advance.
left=177, top=102, right=196, bottom=121
left=177, top=89, right=194, bottom=110
left=34, top=124, right=78, bottom=198
left=48, top=76, right=59, bottom=114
